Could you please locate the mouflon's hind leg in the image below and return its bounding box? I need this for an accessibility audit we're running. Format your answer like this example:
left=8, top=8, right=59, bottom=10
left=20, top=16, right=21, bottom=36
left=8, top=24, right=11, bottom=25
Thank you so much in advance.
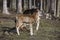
left=30, top=23, right=33, bottom=36
left=16, top=22, right=23, bottom=35
left=16, top=26, right=20, bottom=35
left=36, top=17, right=40, bottom=31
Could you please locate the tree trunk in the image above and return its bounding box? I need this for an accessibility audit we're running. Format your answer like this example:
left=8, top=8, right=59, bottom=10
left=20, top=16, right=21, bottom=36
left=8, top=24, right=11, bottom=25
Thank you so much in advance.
left=24, top=0, right=29, bottom=10
left=45, top=0, right=47, bottom=12
left=40, top=0, right=43, bottom=11
left=50, top=0, right=52, bottom=12
left=43, top=0, right=45, bottom=11
left=46, top=0, right=51, bottom=12
left=17, top=0, right=22, bottom=13
left=54, top=0, right=57, bottom=17
left=11, top=0, right=16, bottom=10
left=3, top=0, right=10, bottom=14
left=29, top=0, right=32, bottom=9
left=51, top=0, right=55, bottom=12
left=57, top=0, right=60, bottom=17
left=34, top=0, right=36, bottom=7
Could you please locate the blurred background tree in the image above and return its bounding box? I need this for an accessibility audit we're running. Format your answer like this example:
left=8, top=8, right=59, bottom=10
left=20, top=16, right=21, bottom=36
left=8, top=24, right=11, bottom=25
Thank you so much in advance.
left=0, top=0, right=60, bottom=18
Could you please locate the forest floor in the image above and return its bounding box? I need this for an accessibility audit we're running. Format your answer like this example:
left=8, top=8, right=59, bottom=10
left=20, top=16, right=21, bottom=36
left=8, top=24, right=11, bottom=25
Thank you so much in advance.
left=0, top=14, right=60, bottom=40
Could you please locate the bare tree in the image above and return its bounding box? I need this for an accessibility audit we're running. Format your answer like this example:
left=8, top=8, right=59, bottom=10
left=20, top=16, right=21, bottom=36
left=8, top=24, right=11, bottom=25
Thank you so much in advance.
left=3, top=0, right=10, bottom=14
left=10, top=0, right=16, bottom=10
left=34, top=0, right=36, bottom=7
left=29, top=0, right=32, bottom=9
left=51, top=0, right=55, bottom=12
left=57, top=0, right=60, bottom=17
left=40, top=0, right=43, bottom=11
left=24, top=0, right=29, bottom=10
left=17, top=0, right=22, bottom=13
left=54, top=0, right=57, bottom=17
left=43, top=0, right=46, bottom=11
left=46, top=0, right=51, bottom=12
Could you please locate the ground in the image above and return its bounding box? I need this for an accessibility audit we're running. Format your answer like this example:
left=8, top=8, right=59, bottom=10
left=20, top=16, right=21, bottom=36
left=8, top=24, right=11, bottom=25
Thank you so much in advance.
left=0, top=14, right=60, bottom=40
